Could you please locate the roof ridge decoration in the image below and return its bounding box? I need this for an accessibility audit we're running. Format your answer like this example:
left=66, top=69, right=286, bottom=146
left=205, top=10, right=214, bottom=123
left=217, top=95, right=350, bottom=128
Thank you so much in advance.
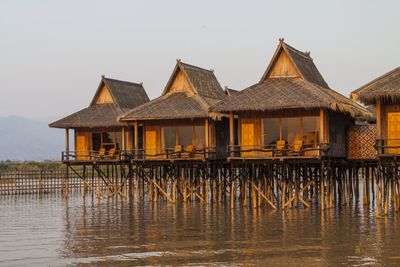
left=260, top=39, right=329, bottom=88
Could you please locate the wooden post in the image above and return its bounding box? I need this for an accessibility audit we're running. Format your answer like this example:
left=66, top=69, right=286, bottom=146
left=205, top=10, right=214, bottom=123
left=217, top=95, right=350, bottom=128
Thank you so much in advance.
left=65, top=128, right=70, bottom=161
left=229, top=112, right=234, bottom=157
left=376, top=100, right=381, bottom=140
left=319, top=109, right=325, bottom=145
left=121, top=127, right=126, bottom=152
left=205, top=118, right=209, bottom=157
left=134, top=121, right=139, bottom=157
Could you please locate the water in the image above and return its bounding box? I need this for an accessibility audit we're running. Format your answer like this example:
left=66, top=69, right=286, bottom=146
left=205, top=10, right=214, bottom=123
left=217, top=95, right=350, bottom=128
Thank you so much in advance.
left=0, top=194, right=399, bottom=266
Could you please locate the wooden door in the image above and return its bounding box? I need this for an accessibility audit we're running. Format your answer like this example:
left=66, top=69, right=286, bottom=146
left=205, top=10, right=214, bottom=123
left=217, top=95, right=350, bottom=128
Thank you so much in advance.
left=76, top=134, right=88, bottom=160
left=241, top=123, right=255, bottom=157
left=145, top=131, right=157, bottom=158
left=387, top=112, right=400, bottom=154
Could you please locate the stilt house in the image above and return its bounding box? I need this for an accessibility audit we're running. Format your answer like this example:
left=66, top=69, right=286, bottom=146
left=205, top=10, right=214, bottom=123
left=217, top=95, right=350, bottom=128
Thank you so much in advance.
left=351, top=67, right=400, bottom=155
left=212, top=39, right=371, bottom=159
left=120, top=60, right=228, bottom=160
left=49, top=76, right=150, bottom=160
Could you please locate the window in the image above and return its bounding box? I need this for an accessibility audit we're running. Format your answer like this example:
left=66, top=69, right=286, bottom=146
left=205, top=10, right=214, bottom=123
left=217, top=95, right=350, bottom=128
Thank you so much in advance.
left=303, top=116, right=319, bottom=144
left=263, top=118, right=280, bottom=145
left=162, top=125, right=206, bottom=149
left=194, top=126, right=205, bottom=148
left=178, top=126, right=192, bottom=147
left=282, top=117, right=302, bottom=144
left=163, top=127, right=176, bottom=148
left=92, top=133, right=101, bottom=151
left=262, top=116, right=320, bottom=146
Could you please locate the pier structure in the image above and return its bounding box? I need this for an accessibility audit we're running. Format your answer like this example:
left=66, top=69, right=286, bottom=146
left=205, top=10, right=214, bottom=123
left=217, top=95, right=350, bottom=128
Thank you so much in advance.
left=48, top=40, right=400, bottom=215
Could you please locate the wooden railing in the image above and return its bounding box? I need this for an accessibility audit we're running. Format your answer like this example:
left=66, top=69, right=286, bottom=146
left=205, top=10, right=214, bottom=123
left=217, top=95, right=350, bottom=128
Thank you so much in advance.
left=124, top=147, right=217, bottom=160
left=375, top=139, right=400, bottom=155
left=62, top=147, right=217, bottom=161
left=0, top=169, right=104, bottom=195
left=227, top=143, right=330, bottom=158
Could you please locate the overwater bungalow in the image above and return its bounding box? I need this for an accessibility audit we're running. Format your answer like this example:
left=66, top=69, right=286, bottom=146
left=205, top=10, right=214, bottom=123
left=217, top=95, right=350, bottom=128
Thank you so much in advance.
left=212, top=39, right=371, bottom=159
left=351, top=67, right=400, bottom=156
left=49, top=76, right=150, bottom=161
left=119, top=60, right=228, bottom=160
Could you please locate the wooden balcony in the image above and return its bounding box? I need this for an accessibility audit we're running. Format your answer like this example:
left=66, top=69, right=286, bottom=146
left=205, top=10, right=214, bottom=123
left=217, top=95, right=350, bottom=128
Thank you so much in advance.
left=375, top=139, right=400, bottom=157
left=227, top=143, right=329, bottom=160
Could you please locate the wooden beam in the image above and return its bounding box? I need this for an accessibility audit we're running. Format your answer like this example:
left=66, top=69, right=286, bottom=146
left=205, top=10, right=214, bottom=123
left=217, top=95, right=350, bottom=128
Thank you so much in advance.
left=376, top=100, right=381, bottom=140
left=121, top=127, right=125, bottom=151
left=65, top=128, right=69, bottom=161
left=229, top=112, right=234, bottom=157
left=134, top=121, right=138, bottom=151
left=205, top=118, right=209, bottom=148
left=319, top=109, right=325, bottom=144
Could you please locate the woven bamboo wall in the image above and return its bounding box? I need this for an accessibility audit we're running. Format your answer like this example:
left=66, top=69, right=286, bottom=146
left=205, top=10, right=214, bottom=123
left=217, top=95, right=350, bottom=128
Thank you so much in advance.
left=347, top=124, right=377, bottom=160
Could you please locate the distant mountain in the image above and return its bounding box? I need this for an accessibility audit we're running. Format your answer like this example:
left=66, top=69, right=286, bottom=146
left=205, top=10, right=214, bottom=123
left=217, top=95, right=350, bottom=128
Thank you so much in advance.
left=0, top=116, right=65, bottom=161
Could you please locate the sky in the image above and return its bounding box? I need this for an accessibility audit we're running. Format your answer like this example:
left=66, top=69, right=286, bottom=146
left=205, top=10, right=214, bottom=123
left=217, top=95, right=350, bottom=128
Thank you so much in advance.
left=0, top=0, right=399, bottom=120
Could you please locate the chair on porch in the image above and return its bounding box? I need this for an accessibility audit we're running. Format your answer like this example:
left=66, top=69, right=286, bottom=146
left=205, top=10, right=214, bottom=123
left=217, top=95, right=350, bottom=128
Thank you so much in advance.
left=94, top=148, right=106, bottom=160
left=290, top=139, right=304, bottom=156
left=171, top=145, right=182, bottom=158
left=181, top=144, right=195, bottom=158
left=274, top=139, right=287, bottom=156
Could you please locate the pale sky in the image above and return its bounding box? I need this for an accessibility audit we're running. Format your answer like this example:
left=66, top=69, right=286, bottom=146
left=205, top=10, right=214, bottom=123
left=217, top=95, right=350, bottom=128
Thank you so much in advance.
left=0, top=0, right=399, bottom=119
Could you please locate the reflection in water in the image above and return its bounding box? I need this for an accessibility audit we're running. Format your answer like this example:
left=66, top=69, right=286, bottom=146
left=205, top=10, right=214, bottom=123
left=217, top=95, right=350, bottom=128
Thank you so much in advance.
left=0, top=194, right=400, bottom=266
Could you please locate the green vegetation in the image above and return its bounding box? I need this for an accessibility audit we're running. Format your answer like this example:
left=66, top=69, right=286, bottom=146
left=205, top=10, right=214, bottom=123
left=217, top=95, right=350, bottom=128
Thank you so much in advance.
left=0, top=161, right=63, bottom=171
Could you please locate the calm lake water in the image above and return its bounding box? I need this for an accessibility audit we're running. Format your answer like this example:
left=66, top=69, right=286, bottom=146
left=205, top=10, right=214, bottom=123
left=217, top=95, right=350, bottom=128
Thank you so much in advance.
left=0, top=193, right=400, bottom=266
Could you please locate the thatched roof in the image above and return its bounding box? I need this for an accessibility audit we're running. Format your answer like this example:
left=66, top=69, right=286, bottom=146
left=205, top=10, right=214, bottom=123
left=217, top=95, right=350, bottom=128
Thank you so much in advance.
left=120, top=92, right=209, bottom=120
left=260, top=39, right=329, bottom=88
left=224, top=87, right=239, bottom=96
left=211, top=78, right=371, bottom=119
left=50, top=76, right=149, bottom=129
left=212, top=40, right=371, bottom=120
left=121, top=60, right=225, bottom=121
left=351, top=66, right=400, bottom=105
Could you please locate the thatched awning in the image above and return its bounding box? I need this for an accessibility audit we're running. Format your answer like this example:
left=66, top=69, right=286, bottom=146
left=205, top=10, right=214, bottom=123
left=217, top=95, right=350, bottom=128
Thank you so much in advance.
left=211, top=77, right=371, bottom=120
left=120, top=92, right=211, bottom=121
left=49, top=104, right=126, bottom=129
left=351, top=66, right=400, bottom=105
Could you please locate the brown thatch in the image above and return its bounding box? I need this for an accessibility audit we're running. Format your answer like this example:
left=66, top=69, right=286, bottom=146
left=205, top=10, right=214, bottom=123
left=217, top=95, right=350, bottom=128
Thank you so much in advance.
left=351, top=66, right=400, bottom=105
left=49, top=76, right=149, bottom=129
left=120, top=92, right=209, bottom=120
left=121, top=60, right=225, bottom=121
left=212, top=40, right=371, bottom=120
left=212, top=78, right=371, bottom=120
left=224, top=87, right=239, bottom=96
left=260, top=39, right=329, bottom=88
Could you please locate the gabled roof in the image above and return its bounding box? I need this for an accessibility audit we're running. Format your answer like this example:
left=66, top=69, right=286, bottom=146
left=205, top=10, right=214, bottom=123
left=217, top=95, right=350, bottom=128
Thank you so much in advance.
left=120, top=92, right=209, bottom=121
left=351, top=66, right=400, bottom=104
left=49, top=76, right=149, bottom=129
left=212, top=39, right=371, bottom=120
left=121, top=60, right=225, bottom=121
left=211, top=78, right=371, bottom=120
left=90, top=76, right=150, bottom=109
left=260, top=39, right=329, bottom=88
left=162, top=60, right=225, bottom=99
left=224, top=86, right=239, bottom=96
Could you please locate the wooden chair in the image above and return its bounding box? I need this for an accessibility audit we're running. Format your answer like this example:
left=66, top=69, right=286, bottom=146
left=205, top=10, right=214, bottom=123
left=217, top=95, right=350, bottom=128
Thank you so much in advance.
left=171, top=145, right=182, bottom=158
left=108, top=148, right=116, bottom=159
left=94, top=148, right=106, bottom=160
left=182, top=145, right=195, bottom=158
left=291, top=139, right=303, bottom=156
left=275, top=140, right=286, bottom=156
